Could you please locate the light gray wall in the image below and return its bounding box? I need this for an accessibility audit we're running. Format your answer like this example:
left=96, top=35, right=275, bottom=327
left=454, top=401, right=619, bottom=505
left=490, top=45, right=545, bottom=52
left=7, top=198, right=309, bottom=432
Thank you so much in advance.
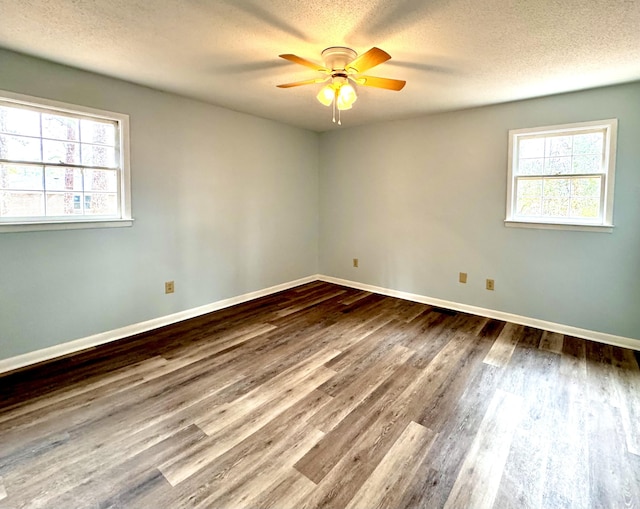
left=319, top=82, right=640, bottom=340
left=0, top=49, right=319, bottom=359
left=2, top=48, right=638, bottom=362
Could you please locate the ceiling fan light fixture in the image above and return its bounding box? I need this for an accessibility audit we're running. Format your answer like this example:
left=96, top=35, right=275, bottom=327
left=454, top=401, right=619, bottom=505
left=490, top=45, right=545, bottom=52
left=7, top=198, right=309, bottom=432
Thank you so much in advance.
left=317, top=81, right=357, bottom=110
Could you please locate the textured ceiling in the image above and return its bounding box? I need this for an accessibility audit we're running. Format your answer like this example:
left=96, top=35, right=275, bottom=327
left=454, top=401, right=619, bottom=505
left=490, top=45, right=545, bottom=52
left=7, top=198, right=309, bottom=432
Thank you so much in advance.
left=1, top=0, right=639, bottom=132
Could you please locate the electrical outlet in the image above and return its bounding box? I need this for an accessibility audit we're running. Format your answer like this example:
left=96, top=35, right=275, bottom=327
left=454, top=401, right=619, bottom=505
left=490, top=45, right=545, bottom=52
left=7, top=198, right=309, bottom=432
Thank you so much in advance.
left=459, top=272, right=467, bottom=284
left=486, top=279, right=495, bottom=291
left=165, top=281, right=175, bottom=294
left=353, top=258, right=359, bottom=268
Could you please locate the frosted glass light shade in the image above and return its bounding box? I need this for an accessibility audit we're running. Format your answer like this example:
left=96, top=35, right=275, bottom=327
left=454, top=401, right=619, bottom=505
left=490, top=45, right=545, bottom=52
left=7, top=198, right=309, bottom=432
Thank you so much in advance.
left=340, top=84, right=356, bottom=103
left=336, top=84, right=357, bottom=110
left=336, top=95, right=353, bottom=110
left=316, top=85, right=335, bottom=107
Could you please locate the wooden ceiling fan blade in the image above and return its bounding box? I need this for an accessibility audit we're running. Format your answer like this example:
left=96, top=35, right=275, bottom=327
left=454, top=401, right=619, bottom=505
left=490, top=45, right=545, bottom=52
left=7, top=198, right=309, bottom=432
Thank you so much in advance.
left=346, top=47, right=391, bottom=74
left=355, top=75, right=406, bottom=91
left=279, top=54, right=329, bottom=72
left=277, top=77, right=328, bottom=88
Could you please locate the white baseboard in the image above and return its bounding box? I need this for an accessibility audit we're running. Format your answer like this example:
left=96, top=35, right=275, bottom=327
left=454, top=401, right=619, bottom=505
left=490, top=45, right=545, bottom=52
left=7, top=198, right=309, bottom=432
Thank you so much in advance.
left=0, top=275, right=319, bottom=375
left=318, top=275, right=640, bottom=351
left=2, top=272, right=638, bottom=375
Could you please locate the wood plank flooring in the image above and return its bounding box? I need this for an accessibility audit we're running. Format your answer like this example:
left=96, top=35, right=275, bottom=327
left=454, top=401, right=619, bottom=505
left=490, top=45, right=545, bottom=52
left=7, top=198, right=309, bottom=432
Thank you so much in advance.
left=0, top=281, right=639, bottom=509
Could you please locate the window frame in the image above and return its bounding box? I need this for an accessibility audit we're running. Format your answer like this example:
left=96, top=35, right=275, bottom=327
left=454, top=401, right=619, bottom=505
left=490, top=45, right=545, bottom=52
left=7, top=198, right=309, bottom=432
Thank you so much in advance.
left=505, top=118, right=617, bottom=233
left=0, top=89, right=132, bottom=233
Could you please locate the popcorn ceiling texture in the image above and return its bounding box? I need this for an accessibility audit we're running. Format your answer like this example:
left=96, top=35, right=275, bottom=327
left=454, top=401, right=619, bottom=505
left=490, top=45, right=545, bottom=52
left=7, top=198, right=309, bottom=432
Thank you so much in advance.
left=0, top=0, right=639, bottom=131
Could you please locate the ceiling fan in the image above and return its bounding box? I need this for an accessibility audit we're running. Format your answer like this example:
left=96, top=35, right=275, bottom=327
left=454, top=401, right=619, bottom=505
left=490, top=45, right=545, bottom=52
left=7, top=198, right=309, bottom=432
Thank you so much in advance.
left=277, top=47, right=406, bottom=125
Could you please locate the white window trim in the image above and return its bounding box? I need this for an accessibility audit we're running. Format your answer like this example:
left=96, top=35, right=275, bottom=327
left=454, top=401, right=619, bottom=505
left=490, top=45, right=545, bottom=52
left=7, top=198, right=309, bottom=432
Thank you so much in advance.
left=0, top=89, right=133, bottom=233
left=505, top=118, right=617, bottom=233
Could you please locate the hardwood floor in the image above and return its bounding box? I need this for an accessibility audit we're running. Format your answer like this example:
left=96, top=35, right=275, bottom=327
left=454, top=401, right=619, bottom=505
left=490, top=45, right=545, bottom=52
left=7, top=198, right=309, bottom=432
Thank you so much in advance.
left=0, top=281, right=639, bottom=509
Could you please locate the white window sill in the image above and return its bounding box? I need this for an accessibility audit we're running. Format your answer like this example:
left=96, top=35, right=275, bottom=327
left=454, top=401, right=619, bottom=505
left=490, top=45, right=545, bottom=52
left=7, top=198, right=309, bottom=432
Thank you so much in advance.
left=0, top=218, right=134, bottom=233
left=504, top=220, right=613, bottom=233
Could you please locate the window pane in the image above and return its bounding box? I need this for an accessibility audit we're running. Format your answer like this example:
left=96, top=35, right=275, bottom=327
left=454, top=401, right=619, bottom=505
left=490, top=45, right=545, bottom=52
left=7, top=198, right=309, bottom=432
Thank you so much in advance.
left=45, top=166, right=83, bottom=191
left=81, top=119, right=116, bottom=146
left=0, top=191, right=44, bottom=217
left=0, top=133, right=42, bottom=162
left=572, top=155, right=601, bottom=174
left=0, top=106, right=40, bottom=136
left=545, top=136, right=572, bottom=157
left=84, top=169, right=117, bottom=192
left=517, top=178, right=542, bottom=197
left=517, top=158, right=544, bottom=175
left=46, top=192, right=83, bottom=216
left=516, top=178, right=542, bottom=216
left=542, top=198, right=570, bottom=217
left=42, top=139, right=80, bottom=165
left=572, top=132, right=603, bottom=155
left=84, top=193, right=118, bottom=215
left=570, top=197, right=599, bottom=218
left=545, top=156, right=571, bottom=174
left=519, top=138, right=544, bottom=158
left=42, top=114, right=79, bottom=141
left=516, top=196, right=542, bottom=216
left=81, top=144, right=116, bottom=167
left=571, top=176, right=601, bottom=197
left=0, top=164, right=44, bottom=190
left=543, top=178, right=570, bottom=198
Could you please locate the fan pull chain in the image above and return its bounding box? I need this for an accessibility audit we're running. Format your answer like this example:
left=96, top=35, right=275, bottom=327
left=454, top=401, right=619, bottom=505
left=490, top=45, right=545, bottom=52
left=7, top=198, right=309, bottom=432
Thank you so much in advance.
left=338, top=108, right=341, bottom=126
left=332, top=99, right=336, bottom=123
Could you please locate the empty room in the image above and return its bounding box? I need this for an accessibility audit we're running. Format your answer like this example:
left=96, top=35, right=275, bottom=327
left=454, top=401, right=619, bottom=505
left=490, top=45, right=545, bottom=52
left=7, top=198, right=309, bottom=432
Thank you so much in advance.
left=1, top=1, right=639, bottom=508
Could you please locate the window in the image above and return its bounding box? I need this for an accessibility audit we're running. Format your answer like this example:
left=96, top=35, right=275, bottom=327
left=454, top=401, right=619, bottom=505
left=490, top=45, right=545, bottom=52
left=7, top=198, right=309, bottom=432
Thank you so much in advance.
left=505, top=119, right=617, bottom=232
left=0, top=90, right=132, bottom=232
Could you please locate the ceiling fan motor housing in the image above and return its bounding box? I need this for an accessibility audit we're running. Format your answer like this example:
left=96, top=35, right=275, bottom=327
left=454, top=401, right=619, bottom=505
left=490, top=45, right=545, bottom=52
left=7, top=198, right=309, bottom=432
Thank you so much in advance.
left=321, top=47, right=357, bottom=71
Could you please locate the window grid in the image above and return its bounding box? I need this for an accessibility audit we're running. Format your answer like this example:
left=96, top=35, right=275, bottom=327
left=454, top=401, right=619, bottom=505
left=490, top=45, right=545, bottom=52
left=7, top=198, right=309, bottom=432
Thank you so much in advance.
left=514, top=174, right=604, bottom=222
left=506, top=119, right=617, bottom=230
left=0, top=100, right=122, bottom=222
left=515, top=130, right=606, bottom=178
